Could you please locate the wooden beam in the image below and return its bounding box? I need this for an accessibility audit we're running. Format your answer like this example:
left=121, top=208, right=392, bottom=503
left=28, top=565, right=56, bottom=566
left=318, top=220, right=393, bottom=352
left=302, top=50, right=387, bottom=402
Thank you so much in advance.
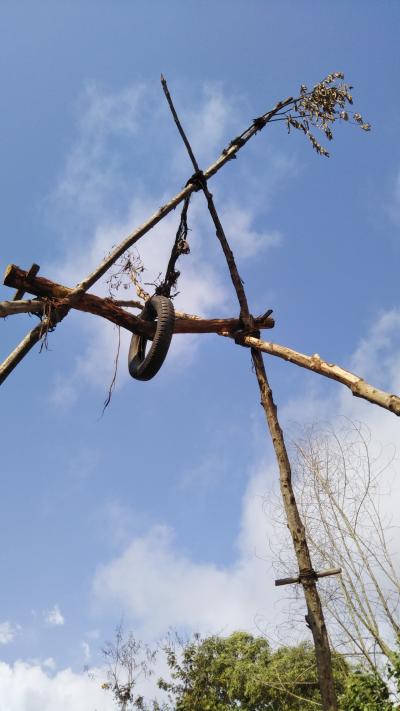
left=3, top=264, right=275, bottom=337
left=12, top=263, right=40, bottom=300
left=275, top=567, right=342, bottom=587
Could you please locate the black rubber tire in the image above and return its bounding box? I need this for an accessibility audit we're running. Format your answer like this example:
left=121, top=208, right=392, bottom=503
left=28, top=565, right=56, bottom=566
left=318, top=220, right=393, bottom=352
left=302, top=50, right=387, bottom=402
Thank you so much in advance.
left=128, top=296, right=175, bottom=381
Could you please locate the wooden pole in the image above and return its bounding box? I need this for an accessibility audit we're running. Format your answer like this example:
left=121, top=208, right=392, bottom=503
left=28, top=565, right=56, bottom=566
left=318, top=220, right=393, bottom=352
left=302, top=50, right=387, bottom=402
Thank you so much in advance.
left=161, top=75, right=339, bottom=711
left=232, top=334, right=400, bottom=417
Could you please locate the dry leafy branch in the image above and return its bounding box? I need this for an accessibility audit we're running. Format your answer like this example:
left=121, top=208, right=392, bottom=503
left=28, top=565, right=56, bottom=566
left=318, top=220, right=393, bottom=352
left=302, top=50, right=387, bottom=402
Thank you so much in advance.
left=285, top=72, right=370, bottom=156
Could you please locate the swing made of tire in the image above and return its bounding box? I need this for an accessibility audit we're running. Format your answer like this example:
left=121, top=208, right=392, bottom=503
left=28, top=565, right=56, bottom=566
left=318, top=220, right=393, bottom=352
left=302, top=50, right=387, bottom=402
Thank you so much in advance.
left=128, top=295, right=175, bottom=381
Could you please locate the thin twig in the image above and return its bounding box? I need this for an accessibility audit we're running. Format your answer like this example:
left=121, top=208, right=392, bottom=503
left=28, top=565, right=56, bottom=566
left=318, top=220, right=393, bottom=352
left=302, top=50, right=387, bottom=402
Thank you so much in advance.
left=102, top=327, right=121, bottom=415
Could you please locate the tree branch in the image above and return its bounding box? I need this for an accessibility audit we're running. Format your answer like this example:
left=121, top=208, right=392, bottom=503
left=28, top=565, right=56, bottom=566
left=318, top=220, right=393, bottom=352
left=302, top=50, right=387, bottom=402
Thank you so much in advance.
left=233, top=335, right=400, bottom=417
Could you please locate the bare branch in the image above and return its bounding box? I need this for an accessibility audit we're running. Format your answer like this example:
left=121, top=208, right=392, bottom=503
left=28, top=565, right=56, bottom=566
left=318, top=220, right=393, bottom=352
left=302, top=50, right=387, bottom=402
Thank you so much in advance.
left=233, top=334, right=400, bottom=417
left=0, top=316, right=52, bottom=385
left=161, top=76, right=339, bottom=711
left=161, top=74, right=252, bottom=326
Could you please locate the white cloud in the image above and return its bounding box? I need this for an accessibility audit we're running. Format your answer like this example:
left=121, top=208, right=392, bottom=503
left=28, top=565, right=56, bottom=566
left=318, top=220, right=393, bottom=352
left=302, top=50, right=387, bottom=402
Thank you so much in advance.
left=93, top=459, right=282, bottom=641
left=92, top=305, right=400, bottom=644
left=42, top=658, right=56, bottom=671
left=220, top=202, right=282, bottom=258
left=0, top=622, right=18, bottom=646
left=170, top=82, right=240, bottom=171
left=0, top=661, right=113, bottom=711
left=44, top=605, right=64, bottom=627
left=81, top=641, right=91, bottom=661
left=51, top=83, right=146, bottom=226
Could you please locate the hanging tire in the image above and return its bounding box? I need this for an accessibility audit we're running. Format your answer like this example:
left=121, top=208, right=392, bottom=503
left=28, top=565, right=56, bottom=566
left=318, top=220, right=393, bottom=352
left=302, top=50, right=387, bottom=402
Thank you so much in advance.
left=128, top=296, right=175, bottom=381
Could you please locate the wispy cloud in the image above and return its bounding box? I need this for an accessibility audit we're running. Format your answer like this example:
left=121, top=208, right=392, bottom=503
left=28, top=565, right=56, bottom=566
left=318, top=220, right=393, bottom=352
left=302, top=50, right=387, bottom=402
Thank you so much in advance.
left=93, top=458, right=283, bottom=640
left=49, top=83, right=146, bottom=230
left=0, top=621, right=19, bottom=645
left=44, top=605, right=65, bottom=627
left=44, top=81, right=293, bottom=406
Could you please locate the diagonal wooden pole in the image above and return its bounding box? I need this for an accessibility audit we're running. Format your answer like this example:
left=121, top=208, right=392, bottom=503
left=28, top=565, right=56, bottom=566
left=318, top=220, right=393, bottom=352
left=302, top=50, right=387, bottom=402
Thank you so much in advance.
left=0, top=91, right=296, bottom=383
left=230, top=334, right=400, bottom=417
left=161, top=75, right=339, bottom=711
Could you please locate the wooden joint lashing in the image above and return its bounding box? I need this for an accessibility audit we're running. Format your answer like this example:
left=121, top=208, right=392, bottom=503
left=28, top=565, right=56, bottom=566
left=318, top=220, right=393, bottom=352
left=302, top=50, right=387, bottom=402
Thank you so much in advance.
left=13, top=263, right=40, bottom=301
left=275, top=567, right=342, bottom=587
left=233, top=310, right=272, bottom=346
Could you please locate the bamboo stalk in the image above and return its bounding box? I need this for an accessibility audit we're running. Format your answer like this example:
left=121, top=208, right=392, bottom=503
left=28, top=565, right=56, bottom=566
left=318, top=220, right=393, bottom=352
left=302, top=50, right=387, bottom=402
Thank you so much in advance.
left=236, top=335, right=400, bottom=417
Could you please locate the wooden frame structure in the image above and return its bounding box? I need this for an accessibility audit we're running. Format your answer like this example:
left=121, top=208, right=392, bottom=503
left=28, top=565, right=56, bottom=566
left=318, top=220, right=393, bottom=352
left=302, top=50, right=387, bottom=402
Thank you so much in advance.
left=0, top=73, right=393, bottom=711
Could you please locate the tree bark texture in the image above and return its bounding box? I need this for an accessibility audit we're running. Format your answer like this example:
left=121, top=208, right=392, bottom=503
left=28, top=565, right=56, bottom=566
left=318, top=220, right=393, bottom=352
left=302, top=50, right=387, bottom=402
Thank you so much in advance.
left=236, top=335, right=400, bottom=417
left=0, top=317, right=52, bottom=385
left=0, top=299, right=45, bottom=317
left=251, top=348, right=338, bottom=711
left=3, top=265, right=274, bottom=337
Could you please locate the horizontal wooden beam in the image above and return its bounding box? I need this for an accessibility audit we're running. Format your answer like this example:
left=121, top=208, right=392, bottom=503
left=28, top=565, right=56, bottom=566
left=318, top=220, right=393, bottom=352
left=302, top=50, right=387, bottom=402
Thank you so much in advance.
left=3, top=264, right=275, bottom=337
left=275, top=567, right=342, bottom=587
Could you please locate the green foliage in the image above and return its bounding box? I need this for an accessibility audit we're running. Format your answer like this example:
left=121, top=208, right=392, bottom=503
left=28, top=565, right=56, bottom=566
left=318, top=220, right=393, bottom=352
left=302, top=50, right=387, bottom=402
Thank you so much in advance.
left=263, top=642, right=348, bottom=711
left=157, top=633, right=351, bottom=710
left=158, top=631, right=272, bottom=710
left=101, top=629, right=397, bottom=710
left=339, top=669, right=394, bottom=711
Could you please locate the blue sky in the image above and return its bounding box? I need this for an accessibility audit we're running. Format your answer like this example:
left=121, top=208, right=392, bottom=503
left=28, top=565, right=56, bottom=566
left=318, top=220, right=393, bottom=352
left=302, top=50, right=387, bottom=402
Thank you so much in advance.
left=1, top=1, right=400, bottom=708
